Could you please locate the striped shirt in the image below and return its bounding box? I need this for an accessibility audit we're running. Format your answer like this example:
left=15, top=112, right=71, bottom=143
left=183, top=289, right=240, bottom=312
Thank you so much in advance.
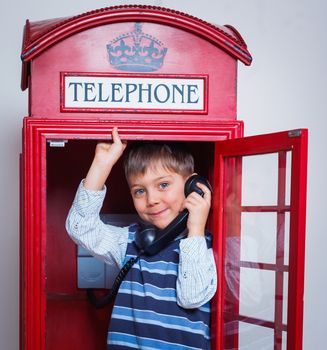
left=108, top=225, right=212, bottom=349
left=66, top=181, right=217, bottom=348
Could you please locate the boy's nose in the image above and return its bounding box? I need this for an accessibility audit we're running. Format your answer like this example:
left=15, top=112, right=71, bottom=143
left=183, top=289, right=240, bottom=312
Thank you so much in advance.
left=146, top=190, right=160, bottom=206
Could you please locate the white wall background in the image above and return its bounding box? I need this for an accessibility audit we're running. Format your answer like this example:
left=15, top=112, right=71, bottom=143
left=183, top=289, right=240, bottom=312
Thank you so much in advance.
left=1, top=0, right=326, bottom=349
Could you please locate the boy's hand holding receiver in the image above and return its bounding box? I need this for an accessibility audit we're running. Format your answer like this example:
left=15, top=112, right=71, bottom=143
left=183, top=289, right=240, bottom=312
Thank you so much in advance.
left=183, top=182, right=211, bottom=238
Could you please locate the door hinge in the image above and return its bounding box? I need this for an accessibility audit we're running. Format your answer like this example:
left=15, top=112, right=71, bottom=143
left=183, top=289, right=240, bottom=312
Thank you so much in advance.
left=48, top=140, right=68, bottom=147
left=288, top=129, right=302, bottom=138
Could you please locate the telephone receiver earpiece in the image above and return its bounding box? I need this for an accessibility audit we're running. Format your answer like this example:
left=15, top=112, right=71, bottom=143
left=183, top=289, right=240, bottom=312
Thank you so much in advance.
left=184, top=174, right=213, bottom=197
left=134, top=174, right=212, bottom=256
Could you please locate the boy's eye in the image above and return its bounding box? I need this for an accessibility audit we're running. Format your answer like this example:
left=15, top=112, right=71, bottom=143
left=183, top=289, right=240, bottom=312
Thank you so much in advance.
left=134, top=188, right=145, bottom=196
left=159, top=182, right=169, bottom=190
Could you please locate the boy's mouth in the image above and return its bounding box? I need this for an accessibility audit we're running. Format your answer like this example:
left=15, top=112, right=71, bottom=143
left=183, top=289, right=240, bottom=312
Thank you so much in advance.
left=148, top=208, right=168, bottom=217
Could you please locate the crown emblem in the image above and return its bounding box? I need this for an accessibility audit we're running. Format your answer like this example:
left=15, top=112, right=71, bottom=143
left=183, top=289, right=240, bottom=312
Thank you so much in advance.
left=107, top=23, right=168, bottom=72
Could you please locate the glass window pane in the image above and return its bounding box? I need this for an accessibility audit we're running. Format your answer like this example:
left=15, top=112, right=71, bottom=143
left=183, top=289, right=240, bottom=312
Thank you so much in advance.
left=241, top=212, right=277, bottom=264
left=242, top=154, right=278, bottom=206
left=285, top=151, right=292, bottom=206
left=283, top=272, right=288, bottom=325
left=221, top=145, right=297, bottom=350
left=239, top=321, right=274, bottom=349
left=239, top=268, right=275, bottom=322
left=282, top=331, right=287, bottom=350
left=284, top=213, right=290, bottom=266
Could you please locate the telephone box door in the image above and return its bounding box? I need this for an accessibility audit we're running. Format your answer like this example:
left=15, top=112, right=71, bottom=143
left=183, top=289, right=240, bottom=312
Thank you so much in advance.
left=213, top=129, right=307, bottom=350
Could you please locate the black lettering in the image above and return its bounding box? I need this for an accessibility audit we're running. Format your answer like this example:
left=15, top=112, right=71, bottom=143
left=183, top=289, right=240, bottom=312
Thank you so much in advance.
left=83, top=83, right=96, bottom=102
left=111, top=83, right=123, bottom=102
left=68, top=82, right=83, bottom=102
left=154, top=84, right=170, bottom=103
left=98, top=83, right=110, bottom=102
left=138, top=84, right=152, bottom=103
left=187, top=84, right=199, bottom=104
left=125, top=84, right=138, bottom=102
left=172, top=84, right=185, bottom=103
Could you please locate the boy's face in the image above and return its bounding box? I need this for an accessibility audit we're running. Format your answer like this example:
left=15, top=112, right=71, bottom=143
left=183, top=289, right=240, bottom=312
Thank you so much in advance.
left=128, top=163, right=187, bottom=230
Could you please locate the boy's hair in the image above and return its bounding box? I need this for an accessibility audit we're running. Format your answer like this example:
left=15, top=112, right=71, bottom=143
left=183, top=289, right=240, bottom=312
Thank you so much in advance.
left=124, top=141, right=194, bottom=179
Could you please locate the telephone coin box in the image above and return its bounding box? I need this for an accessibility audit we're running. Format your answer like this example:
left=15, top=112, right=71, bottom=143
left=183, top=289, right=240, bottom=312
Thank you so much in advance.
left=77, top=214, right=137, bottom=289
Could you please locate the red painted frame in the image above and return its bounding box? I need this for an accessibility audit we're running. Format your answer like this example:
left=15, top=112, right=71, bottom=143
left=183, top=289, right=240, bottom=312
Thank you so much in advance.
left=21, top=117, right=243, bottom=350
left=212, top=129, right=308, bottom=350
left=21, top=119, right=307, bottom=350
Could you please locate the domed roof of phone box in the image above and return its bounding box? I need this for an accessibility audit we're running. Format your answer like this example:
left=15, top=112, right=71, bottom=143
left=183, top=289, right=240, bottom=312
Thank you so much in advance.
left=20, top=5, right=252, bottom=90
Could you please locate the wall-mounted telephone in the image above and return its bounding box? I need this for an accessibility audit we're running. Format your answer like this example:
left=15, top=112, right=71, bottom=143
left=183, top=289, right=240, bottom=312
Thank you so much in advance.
left=87, top=174, right=212, bottom=308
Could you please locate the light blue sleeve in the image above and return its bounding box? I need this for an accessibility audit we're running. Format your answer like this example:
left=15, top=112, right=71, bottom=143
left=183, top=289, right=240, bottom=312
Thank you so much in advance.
left=177, top=236, right=217, bottom=308
left=65, top=180, right=129, bottom=269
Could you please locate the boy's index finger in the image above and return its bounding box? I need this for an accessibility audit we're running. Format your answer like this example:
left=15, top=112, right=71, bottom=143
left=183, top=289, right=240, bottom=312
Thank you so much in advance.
left=111, top=126, right=121, bottom=144
left=196, top=182, right=212, bottom=198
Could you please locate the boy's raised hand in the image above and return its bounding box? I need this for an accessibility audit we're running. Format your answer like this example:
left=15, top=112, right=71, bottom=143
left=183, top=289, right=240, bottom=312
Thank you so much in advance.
left=84, top=127, right=127, bottom=191
left=183, top=181, right=211, bottom=238
left=94, top=127, right=127, bottom=166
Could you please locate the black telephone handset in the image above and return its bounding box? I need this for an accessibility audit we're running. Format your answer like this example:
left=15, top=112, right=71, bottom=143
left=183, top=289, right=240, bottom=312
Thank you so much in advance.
left=87, top=174, right=212, bottom=308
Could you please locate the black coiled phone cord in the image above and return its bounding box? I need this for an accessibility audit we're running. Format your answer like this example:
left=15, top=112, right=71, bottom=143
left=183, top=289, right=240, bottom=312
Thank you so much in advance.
left=86, top=251, right=143, bottom=309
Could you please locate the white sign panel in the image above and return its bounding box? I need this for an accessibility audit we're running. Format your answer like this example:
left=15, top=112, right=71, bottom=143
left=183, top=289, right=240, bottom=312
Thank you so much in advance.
left=61, top=73, right=207, bottom=113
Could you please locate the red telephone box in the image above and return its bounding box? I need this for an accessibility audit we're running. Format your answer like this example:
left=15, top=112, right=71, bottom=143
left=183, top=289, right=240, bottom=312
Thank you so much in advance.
left=20, top=5, right=307, bottom=350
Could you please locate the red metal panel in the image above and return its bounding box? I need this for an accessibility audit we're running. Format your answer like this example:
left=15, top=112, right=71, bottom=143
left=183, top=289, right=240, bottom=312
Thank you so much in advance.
left=274, top=151, right=287, bottom=350
left=19, top=154, right=24, bottom=350
left=20, top=7, right=252, bottom=120
left=287, top=131, right=308, bottom=349
left=215, top=130, right=303, bottom=156
left=22, top=118, right=243, bottom=141
left=22, top=119, right=46, bottom=349
left=28, top=19, right=238, bottom=120
left=212, top=150, right=243, bottom=350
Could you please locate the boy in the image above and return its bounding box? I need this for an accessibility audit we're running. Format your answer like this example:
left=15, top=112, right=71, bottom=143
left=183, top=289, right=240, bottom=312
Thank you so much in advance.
left=66, top=127, right=217, bottom=349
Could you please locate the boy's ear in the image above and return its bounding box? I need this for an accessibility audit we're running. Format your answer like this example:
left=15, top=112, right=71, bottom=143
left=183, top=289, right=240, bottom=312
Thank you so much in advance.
left=186, top=172, right=197, bottom=181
